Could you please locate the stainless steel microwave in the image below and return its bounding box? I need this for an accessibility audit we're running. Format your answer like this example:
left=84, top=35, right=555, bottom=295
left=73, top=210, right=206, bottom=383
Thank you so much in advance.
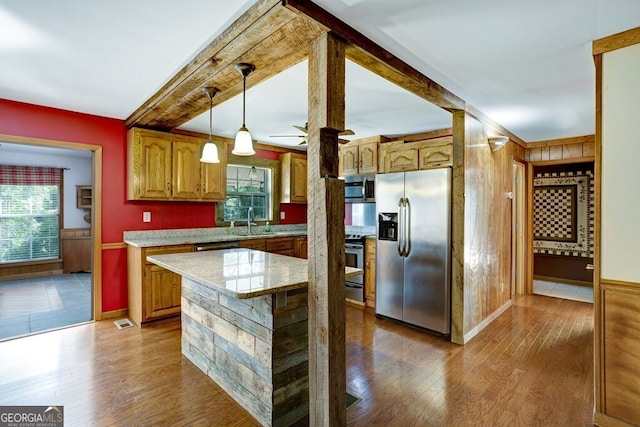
left=343, top=174, right=375, bottom=203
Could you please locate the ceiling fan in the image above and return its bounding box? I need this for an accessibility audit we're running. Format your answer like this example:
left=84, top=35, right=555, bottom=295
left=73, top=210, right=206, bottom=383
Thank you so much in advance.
left=270, top=123, right=355, bottom=145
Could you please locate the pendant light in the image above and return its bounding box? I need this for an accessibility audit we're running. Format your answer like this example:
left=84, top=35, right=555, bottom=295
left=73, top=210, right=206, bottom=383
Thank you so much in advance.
left=232, top=63, right=256, bottom=156
left=200, top=87, right=220, bottom=163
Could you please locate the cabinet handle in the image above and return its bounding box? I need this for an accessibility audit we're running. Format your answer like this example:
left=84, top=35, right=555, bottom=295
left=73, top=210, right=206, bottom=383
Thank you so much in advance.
left=167, top=182, right=171, bottom=191
left=196, top=184, right=200, bottom=192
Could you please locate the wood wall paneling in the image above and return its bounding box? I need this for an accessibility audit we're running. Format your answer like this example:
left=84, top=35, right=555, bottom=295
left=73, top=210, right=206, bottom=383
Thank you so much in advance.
left=601, top=280, right=640, bottom=425
left=451, top=112, right=513, bottom=344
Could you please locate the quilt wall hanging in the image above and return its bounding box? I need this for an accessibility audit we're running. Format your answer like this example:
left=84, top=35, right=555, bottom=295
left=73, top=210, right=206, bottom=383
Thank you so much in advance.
left=533, top=169, right=594, bottom=258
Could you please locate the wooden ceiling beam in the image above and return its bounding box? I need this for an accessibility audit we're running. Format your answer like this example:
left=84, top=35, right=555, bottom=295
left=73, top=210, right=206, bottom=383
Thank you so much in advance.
left=283, top=0, right=465, bottom=112
left=125, top=0, right=325, bottom=130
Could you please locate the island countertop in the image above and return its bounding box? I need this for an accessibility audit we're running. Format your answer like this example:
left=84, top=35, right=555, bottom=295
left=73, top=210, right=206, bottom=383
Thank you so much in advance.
left=147, top=248, right=363, bottom=299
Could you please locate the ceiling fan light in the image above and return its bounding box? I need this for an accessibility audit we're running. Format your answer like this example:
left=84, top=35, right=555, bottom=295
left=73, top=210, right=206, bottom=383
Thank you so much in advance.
left=200, top=139, right=220, bottom=163
left=233, top=126, right=255, bottom=156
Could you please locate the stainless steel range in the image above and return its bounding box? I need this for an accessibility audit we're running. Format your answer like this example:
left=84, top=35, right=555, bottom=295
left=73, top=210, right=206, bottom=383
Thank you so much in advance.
left=345, top=233, right=366, bottom=302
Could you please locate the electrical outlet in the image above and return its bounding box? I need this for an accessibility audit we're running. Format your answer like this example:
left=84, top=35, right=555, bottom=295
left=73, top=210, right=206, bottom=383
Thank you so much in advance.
left=143, top=212, right=151, bottom=223
left=280, top=211, right=285, bottom=220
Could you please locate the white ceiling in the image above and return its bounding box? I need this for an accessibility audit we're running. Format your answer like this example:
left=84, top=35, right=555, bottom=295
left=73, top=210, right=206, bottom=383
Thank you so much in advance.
left=1, top=0, right=639, bottom=151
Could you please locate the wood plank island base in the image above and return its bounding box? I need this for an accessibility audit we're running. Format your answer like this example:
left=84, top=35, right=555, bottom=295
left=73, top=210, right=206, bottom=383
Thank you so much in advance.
left=147, top=249, right=361, bottom=427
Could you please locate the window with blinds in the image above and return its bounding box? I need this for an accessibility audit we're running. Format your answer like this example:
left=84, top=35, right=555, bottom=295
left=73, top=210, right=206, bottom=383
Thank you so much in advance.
left=224, top=165, right=271, bottom=222
left=0, top=166, right=61, bottom=264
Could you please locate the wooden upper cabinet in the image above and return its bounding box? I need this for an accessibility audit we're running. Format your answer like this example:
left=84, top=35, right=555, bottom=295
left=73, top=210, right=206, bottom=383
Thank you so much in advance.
left=172, top=137, right=201, bottom=199
left=127, top=127, right=227, bottom=201
left=281, top=152, right=307, bottom=204
left=339, top=144, right=360, bottom=176
left=358, top=140, right=378, bottom=174
left=379, top=136, right=453, bottom=173
left=201, top=158, right=227, bottom=200
left=339, top=136, right=384, bottom=176
left=129, top=129, right=173, bottom=199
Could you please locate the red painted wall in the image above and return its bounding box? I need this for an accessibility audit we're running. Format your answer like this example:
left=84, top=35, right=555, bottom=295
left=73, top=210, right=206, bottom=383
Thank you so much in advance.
left=0, top=99, right=306, bottom=313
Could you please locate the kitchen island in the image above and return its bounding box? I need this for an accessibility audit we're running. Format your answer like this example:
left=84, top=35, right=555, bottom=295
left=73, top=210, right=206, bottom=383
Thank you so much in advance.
left=147, top=248, right=361, bottom=427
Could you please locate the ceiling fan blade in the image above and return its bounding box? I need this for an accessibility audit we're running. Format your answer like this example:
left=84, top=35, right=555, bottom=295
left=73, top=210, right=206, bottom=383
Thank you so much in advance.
left=269, top=134, right=306, bottom=138
left=298, top=139, right=307, bottom=145
left=338, top=138, right=350, bottom=144
left=339, top=129, right=355, bottom=136
left=293, top=125, right=308, bottom=133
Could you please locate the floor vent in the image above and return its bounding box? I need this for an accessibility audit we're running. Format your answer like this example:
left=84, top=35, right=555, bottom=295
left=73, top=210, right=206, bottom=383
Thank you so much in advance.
left=113, top=318, right=134, bottom=329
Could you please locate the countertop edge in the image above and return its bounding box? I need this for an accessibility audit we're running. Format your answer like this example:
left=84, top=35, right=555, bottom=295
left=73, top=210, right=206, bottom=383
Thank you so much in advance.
left=125, top=230, right=308, bottom=248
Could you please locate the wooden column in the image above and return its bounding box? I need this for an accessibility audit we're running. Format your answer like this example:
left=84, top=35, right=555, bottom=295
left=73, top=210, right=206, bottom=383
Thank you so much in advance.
left=307, top=32, right=346, bottom=426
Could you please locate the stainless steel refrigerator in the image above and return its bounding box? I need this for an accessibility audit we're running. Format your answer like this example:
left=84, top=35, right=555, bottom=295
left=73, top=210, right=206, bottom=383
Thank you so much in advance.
left=375, top=168, right=451, bottom=334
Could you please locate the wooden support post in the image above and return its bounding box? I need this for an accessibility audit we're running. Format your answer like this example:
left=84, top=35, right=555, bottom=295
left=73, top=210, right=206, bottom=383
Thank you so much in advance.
left=307, top=31, right=346, bottom=426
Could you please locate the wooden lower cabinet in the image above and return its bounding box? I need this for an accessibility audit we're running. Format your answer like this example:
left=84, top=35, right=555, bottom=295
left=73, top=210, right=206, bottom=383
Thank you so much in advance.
left=266, top=237, right=295, bottom=257
left=365, top=237, right=376, bottom=307
left=238, top=238, right=266, bottom=251
left=295, top=236, right=308, bottom=259
left=127, top=244, right=193, bottom=326
left=240, top=236, right=307, bottom=258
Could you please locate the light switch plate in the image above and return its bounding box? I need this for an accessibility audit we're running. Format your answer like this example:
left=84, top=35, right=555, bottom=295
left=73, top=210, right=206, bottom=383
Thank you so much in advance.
left=280, top=211, right=285, bottom=220
left=143, top=211, right=151, bottom=222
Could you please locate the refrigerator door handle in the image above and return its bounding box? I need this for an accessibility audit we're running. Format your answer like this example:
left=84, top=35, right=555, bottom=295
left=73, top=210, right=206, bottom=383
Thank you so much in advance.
left=404, top=197, right=411, bottom=257
left=397, top=197, right=404, bottom=256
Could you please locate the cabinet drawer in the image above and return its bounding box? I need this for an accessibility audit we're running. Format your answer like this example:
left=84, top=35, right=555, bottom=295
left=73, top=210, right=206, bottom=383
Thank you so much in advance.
left=266, top=238, right=294, bottom=252
left=239, top=238, right=267, bottom=251
left=271, top=249, right=295, bottom=257
left=143, top=244, right=193, bottom=264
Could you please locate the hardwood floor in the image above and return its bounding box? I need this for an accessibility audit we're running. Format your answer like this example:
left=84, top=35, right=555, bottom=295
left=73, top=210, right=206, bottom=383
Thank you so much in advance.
left=0, top=294, right=593, bottom=426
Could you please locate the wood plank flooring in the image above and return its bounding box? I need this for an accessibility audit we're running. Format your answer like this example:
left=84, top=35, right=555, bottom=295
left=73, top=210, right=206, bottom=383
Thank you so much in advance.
left=0, top=294, right=593, bottom=426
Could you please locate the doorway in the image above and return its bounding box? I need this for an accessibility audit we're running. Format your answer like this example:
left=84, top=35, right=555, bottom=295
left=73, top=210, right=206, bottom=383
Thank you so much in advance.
left=0, top=136, right=102, bottom=340
left=529, top=161, right=594, bottom=303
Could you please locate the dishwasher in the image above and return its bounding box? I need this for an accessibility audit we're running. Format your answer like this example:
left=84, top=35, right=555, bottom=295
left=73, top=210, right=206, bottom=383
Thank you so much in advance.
left=194, top=241, right=239, bottom=252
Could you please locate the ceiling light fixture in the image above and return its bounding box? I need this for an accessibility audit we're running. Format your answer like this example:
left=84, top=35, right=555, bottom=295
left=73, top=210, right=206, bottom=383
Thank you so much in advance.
left=200, top=87, right=220, bottom=163
left=233, top=63, right=256, bottom=156
left=488, top=135, right=509, bottom=152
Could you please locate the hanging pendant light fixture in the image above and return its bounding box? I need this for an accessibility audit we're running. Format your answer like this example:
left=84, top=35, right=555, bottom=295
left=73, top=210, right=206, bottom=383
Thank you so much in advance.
left=232, top=63, right=256, bottom=156
left=200, top=87, right=220, bottom=163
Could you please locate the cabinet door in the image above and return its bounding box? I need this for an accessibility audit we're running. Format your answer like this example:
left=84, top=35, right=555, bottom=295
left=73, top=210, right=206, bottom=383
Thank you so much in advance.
left=294, top=236, right=308, bottom=259
left=145, top=265, right=182, bottom=320
left=139, top=133, right=172, bottom=198
left=201, top=161, right=226, bottom=200
left=291, top=157, right=307, bottom=203
left=359, top=141, right=378, bottom=174
left=385, top=147, right=419, bottom=173
left=340, top=145, right=360, bottom=176
left=172, top=138, right=201, bottom=199
left=419, top=144, right=453, bottom=170
left=365, top=238, right=376, bottom=306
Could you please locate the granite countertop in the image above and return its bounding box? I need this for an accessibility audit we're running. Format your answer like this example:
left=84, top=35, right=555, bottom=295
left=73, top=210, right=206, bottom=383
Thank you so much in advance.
left=147, top=248, right=363, bottom=299
left=124, top=225, right=307, bottom=248
left=124, top=225, right=376, bottom=247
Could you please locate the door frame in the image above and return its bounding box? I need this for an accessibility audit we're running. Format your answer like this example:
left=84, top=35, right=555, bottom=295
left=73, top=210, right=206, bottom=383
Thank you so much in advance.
left=0, top=133, right=103, bottom=320
left=512, top=160, right=526, bottom=295
left=526, top=156, right=595, bottom=294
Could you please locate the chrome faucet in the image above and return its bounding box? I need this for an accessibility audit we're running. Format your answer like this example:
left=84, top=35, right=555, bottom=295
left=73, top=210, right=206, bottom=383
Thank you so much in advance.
left=247, top=207, right=257, bottom=234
